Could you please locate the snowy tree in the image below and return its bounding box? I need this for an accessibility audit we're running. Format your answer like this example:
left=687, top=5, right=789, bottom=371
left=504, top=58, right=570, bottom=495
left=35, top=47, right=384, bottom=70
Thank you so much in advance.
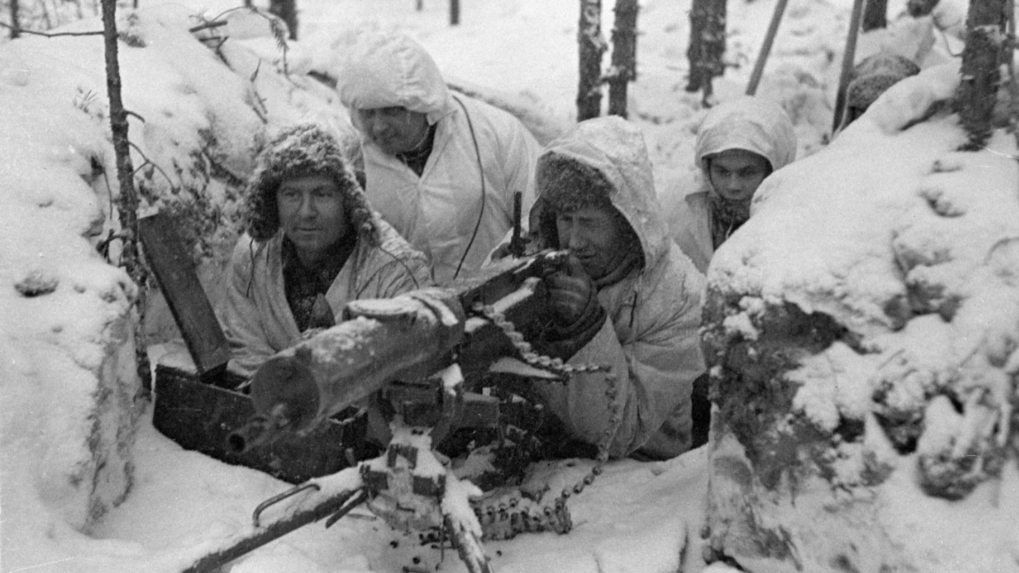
left=269, top=0, right=297, bottom=39
left=955, top=0, right=1009, bottom=150
left=577, top=0, right=604, bottom=120
left=607, top=0, right=637, bottom=117
left=577, top=0, right=639, bottom=120
left=101, top=0, right=148, bottom=386
left=907, top=0, right=938, bottom=17
left=8, top=0, right=18, bottom=38
left=685, top=0, right=725, bottom=103
left=862, top=0, right=887, bottom=31
left=1, top=0, right=101, bottom=37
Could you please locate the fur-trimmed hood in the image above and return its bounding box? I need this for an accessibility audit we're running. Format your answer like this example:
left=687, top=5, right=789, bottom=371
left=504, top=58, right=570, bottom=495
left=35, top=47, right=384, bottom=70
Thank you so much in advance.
left=244, top=124, right=377, bottom=245
left=535, top=116, right=669, bottom=273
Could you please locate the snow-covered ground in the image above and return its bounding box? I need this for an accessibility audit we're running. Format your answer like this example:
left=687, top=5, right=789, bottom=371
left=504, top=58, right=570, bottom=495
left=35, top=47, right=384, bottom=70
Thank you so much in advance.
left=1, top=0, right=998, bottom=572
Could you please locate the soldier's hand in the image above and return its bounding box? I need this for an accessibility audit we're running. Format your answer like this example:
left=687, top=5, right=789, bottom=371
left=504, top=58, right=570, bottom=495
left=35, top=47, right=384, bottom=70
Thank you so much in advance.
left=545, top=255, right=597, bottom=327
left=535, top=255, right=607, bottom=360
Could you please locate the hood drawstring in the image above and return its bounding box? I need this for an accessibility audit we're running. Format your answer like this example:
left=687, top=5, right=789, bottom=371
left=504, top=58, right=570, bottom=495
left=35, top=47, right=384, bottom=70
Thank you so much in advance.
left=630, top=292, right=638, bottom=329
left=245, top=239, right=269, bottom=299
left=629, top=277, right=640, bottom=329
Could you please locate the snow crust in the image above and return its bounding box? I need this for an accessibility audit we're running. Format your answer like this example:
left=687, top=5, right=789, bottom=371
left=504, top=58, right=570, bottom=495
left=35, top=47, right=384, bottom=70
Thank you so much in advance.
left=706, top=36, right=1019, bottom=572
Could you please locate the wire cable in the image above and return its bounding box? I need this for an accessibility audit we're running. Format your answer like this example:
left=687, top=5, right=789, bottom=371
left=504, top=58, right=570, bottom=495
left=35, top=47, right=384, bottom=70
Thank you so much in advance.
left=451, top=94, right=486, bottom=281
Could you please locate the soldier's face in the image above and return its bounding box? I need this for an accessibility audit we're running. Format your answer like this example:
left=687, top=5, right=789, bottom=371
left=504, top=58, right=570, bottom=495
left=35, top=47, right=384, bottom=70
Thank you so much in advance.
left=555, top=205, right=627, bottom=280
left=707, top=149, right=771, bottom=203
left=354, top=106, right=430, bottom=156
left=276, top=174, right=348, bottom=264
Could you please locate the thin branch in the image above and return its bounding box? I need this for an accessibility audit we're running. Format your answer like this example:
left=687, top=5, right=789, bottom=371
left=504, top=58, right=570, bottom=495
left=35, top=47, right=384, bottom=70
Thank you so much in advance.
left=189, top=20, right=228, bottom=33
left=207, top=6, right=248, bottom=23
left=0, top=20, right=102, bottom=37
left=128, top=140, right=179, bottom=192
left=0, top=18, right=225, bottom=38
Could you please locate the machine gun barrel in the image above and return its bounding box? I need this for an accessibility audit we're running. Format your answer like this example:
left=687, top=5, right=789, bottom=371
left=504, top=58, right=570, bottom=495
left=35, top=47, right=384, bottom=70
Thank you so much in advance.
left=229, top=251, right=568, bottom=453
left=228, top=288, right=466, bottom=453
left=226, top=403, right=296, bottom=454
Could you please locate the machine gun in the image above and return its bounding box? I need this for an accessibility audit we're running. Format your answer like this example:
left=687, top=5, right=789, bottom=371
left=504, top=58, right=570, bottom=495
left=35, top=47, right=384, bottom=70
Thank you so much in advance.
left=180, top=249, right=620, bottom=573
left=226, top=249, right=572, bottom=454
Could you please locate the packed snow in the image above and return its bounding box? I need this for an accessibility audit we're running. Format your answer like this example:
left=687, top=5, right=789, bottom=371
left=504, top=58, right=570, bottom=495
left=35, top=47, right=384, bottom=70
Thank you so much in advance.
left=1, top=0, right=1010, bottom=572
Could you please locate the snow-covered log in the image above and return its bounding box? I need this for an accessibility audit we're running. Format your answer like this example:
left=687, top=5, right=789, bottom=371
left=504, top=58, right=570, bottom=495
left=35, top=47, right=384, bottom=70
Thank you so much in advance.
left=701, top=63, right=1019, bottom=572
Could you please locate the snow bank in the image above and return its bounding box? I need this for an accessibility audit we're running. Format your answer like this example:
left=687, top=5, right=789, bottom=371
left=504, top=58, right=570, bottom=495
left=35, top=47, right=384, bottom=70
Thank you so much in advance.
left=701, top=56, right=1019, bottom=572
left=0, top=5, right=349, bottom=571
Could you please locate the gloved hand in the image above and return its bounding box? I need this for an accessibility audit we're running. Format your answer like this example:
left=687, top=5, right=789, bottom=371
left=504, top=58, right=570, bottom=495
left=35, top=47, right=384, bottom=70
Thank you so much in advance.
left=546, top=255, right=598, bottom=326
left=537, top=255, right=606, bottom=359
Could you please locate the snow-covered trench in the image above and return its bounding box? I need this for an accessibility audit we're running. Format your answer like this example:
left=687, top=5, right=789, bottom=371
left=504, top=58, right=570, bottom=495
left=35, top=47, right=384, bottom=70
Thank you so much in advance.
left=0, top=5, right=352, bottom=570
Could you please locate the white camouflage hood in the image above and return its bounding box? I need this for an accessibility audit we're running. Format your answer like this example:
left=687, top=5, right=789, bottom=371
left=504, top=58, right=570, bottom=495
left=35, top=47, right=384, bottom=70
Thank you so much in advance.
left=536, top=116, right=669, bottom=271
left=694, top=96, right=797, bottom=176
left=334, top=32, right=457, bottom=126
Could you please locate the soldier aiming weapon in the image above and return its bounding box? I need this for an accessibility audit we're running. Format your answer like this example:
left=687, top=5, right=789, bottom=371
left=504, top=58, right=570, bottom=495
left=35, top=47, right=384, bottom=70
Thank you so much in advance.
left=182, top=249, right=621, bottom=573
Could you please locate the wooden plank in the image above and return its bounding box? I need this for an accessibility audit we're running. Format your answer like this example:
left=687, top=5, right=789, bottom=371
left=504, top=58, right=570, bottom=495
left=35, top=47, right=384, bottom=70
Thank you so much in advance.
left=139, top=212, right=230, bottom=380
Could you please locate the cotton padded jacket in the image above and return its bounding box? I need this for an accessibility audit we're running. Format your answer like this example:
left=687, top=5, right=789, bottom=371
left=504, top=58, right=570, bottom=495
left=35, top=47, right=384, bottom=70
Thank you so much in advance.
left=660, top=96, right=797, bottom=273
left=534, top=117, right=707, bottom=459
left=220, top=218, right=431, bottom=378
left=335, top=33, right=542, bottom=284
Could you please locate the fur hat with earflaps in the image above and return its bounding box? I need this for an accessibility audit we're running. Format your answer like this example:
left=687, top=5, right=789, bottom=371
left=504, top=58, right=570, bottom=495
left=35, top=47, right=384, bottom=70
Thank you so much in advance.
left=534, top=153, right=640, bottom=265
left=536, top=153, right=616, bottom=244
left=244, top=124, right=377, bottom=245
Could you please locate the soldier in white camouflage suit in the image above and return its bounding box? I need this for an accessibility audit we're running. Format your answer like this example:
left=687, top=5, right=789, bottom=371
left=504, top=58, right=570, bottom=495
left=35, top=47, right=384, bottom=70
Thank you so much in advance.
left=334, top=32, right=542, bottom=285
left=220, top=124, right=431, bottom=378
left=528, top=116, right=706, bottom=459
left=660, top=96, right=797, bottom=274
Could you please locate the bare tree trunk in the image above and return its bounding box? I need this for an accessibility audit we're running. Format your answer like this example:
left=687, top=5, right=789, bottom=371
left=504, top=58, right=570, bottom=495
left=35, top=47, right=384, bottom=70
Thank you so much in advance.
left=269, top=0, right=297, bottom=40
left=417, top=0, right=423, bottom=10
left=100, top=0, right=149, bottom=389
left=245, top=0, right=253, bottom=7
left=686, top=0, right=726, bottom=103
left=907, top=0, right=938, bottom=17
left=955, top=0, right=1008, bottom=150
left=10, top=0, right=20, bottom=39
left=862, top=0, right=887, bottom=31
left=450, top=0, right=459, bottom=25
left=577, top=0, right=605, bottom=120
left=607, top=0, right=638, bottom=117
left=1008, top=0, right=1018, bottom=150
left=40, top=0, right=53, bottom=29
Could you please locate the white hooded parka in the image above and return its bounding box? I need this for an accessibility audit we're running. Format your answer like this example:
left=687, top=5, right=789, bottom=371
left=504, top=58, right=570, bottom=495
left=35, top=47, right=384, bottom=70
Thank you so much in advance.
left=534, top=117, right=707, bottom=459
left=661, top=96, right=797, bottom=274
left=335, top=33, right=542, bottom=284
